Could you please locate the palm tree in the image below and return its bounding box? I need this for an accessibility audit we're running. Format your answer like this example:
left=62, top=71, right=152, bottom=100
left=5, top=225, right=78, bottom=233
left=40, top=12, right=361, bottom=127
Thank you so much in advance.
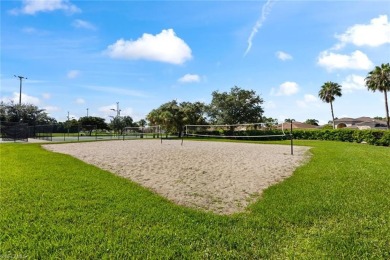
left=365, top=63, right=390, bottom=130
left=318, top=81, right=342, bottom=129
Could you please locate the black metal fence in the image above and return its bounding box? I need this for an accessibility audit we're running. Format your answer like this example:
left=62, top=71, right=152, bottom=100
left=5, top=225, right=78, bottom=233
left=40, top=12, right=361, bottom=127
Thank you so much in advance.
left=29, top=125, right=53, bottom=141
left=1, top=123, right=163, bottom=143
left=0, top=121, right=29, bottom=142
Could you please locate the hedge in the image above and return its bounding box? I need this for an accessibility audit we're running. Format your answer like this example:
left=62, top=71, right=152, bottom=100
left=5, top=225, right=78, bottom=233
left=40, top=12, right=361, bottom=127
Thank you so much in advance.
left=292, top=129, right=390, bottom=146
left=190, top=129, right=390, bottom=146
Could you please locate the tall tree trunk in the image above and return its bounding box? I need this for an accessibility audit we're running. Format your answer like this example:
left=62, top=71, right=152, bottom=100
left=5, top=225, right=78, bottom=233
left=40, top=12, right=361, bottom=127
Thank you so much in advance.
left=330, top=101, right=335, bottom=129
left=384, top=90, right=390, bottom=130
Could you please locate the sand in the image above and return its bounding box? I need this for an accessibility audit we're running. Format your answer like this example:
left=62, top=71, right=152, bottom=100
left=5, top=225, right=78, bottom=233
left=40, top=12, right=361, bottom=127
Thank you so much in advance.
left=43, top=140, right=310, bottom=215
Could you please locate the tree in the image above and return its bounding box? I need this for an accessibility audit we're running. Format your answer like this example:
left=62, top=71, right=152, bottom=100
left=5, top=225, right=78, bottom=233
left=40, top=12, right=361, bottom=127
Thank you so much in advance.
left=181, top=101, right=208, bottom=126
left=0, top=101, right=56, bottom=125
left=78, top=116, right=109, bottom=136
left=137, top=119, right=147, bottom=127
left=147, top=100, right=183, bottom=136
left=365, top=63, right=390, bottom=130
left=146, top=100, right=208, bottom=137
left=305, top=119, right=319, bottom=126
left=208, top=86, right=264, bottom=125
left=110, top=115, right=136, bottom=134
left=318, top=81, right=342, bottom=129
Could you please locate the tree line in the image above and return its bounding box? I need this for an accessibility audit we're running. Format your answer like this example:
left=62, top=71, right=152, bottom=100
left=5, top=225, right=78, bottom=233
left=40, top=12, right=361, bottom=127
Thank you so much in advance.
left=0, top=101, right=140, bottom=135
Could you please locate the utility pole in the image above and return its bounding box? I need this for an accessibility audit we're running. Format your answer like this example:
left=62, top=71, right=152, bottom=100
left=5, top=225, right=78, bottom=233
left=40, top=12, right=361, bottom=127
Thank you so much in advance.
left=14, top=75, right=27, bottom=105
left=87, top=108, right=89, bottom=117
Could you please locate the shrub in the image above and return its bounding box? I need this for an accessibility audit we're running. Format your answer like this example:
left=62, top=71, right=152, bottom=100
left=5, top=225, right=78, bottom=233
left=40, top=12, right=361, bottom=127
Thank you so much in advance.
left=291, top=129, right=389, bottom=146
left=190, top=128, right=389, bottom=146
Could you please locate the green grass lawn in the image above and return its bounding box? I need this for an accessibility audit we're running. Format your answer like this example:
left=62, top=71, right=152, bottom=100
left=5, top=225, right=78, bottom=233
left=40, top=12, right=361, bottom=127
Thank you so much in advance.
left=1, top=141, right=389, bottom=258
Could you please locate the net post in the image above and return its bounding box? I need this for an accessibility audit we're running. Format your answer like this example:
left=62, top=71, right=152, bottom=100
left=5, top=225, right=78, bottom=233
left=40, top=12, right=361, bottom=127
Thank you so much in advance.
left=290, top=122, right=293, bottom=155
left=181, top=126, right=185, bottom=146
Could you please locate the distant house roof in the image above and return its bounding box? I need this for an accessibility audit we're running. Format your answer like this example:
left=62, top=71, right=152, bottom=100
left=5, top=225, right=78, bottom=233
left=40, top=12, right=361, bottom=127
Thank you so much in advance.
left=334, top=117, right=356, bottom=123
left=279, top=122, right=318, bottom=130
left=356, top=120, right=387, bottom=128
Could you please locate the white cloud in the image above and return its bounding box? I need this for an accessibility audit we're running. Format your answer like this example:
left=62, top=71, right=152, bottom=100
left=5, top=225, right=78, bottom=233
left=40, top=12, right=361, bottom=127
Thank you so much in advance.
left=42, top=93, right=51, bottom=99
left=99, top=104, right=117, bottom=114
left=43, top=106, right=60, bottom=113
left=296, top=94, right=319, bottom=108
left=271, top=81, right=299, bottom=96
left=105, top=29, right=192, bottom=65
left=75, top=98, right=85, bottom=104
left=178, top=74, right=200, bottom=83
left=72, top=19, right=96, bottom=30
left=120, top=107, right=133, bottom=117
left=317, top=50, right=373, bottom=71
left=304, top=94, right=318, bottom=103
left=67, top=70, right=80, bottom=79
left=244, top=0, right=276, bottom=56
left=276, top=51, right=292, bottom=61
left=341, top=74, right=366, bottom=93
left=1, top=92, right=41, bottom=105
left=10, top=0, right=80, bottom=15
left=334, top=15, right=390, bottom=49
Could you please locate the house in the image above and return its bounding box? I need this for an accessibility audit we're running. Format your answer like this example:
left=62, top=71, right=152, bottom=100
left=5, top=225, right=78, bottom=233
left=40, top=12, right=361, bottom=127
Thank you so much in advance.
left=278, top=122, right=318, bottom=130
left=334, top=117, right=387, bottom=130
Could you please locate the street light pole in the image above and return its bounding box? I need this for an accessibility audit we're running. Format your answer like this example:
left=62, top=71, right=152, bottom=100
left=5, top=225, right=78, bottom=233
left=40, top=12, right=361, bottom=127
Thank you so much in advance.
left=110, top=102, right=121, bottom=117
left=14, top=75, right=27, bottom=105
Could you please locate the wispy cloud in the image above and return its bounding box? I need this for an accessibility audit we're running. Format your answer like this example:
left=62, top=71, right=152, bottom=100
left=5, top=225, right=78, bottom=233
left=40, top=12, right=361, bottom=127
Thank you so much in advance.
left=85, top=86, right=148, bottom=98
left=276, top=51, right=292, bottom=61
left=296, top=94, right=319, bottom=108
left=244, top=0, right=276, bottom=56
left=10, top=0, right=80, bottom=15
left=72, top=19, right=97, bottom=31
left=75, top=98, right=85, bottom=104
left=341, top=74, right=366, bottom=93
left=67, top=70, right=80, bottom=79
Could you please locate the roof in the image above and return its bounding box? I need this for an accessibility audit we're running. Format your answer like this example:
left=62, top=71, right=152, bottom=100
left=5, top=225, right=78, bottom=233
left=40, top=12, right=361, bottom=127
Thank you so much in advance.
left=279, top=122, right=318, bottom=129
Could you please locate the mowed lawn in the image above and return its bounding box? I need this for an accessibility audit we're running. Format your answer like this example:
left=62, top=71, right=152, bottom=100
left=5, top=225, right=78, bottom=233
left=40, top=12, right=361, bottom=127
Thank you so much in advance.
left=1, top=140, right=389, bottom=258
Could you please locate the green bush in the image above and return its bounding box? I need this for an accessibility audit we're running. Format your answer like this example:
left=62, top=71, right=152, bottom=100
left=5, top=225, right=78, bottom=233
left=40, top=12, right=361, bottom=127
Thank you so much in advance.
left=190, top=128, right=389, bottom=146
left=292, top=129, right=389, bottom=146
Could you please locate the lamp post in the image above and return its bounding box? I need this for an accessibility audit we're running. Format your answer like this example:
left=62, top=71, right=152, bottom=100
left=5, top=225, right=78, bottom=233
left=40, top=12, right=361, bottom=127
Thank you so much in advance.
left=67, top=112, right=75, bottom=136
left=110, top=102, right=121, bottom=117
left=14, top=75, right=27, bottom=105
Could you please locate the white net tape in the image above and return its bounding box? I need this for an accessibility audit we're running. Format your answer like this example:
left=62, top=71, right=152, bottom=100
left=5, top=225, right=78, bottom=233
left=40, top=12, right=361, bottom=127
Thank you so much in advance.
left=185, top=123, right=286, bottom=138
left=124, top=125, right=161, bottom=134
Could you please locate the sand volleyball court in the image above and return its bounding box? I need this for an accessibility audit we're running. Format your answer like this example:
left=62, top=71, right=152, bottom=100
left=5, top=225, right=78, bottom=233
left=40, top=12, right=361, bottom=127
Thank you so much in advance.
left=44, top=140, right=310, bottom=214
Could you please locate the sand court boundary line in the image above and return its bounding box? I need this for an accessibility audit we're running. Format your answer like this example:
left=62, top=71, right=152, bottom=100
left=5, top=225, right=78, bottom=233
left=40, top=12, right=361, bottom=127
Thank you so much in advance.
left=43, top=140, right=311, bottom=214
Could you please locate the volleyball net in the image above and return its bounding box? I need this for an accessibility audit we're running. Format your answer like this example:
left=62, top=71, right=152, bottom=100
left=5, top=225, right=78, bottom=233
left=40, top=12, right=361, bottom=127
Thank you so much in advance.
left=185, top=123, right=288, bottom=140
left=123, top=125, right=161, bottom=138
left=184, top=122, right=294, bottom=154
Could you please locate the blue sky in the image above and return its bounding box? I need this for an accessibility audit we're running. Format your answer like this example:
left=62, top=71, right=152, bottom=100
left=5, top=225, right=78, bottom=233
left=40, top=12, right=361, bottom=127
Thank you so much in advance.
left=1, top=0, right=389, bottom=124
